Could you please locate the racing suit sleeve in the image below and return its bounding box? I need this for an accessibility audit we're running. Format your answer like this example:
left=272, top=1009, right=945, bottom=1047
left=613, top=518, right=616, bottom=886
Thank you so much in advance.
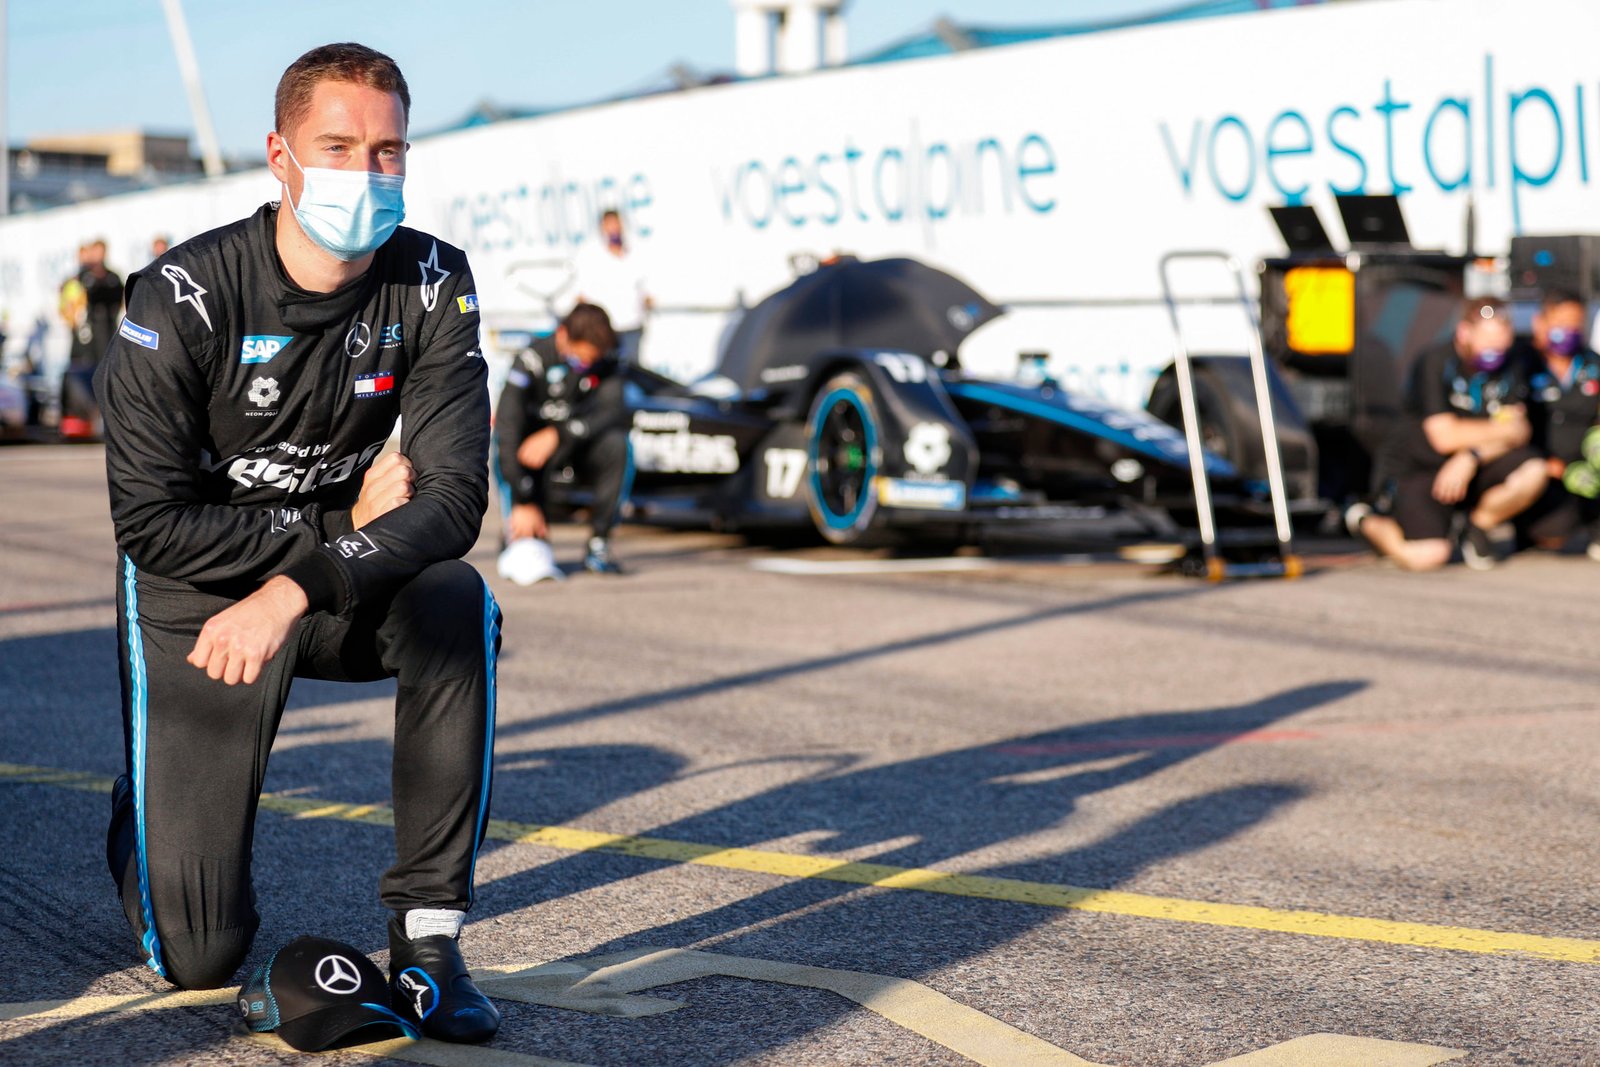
left=279, top=267, right=489, bottom=613
left=97, top=273, right=340, bottom=585
left=495, top=352, right=545, bottom=507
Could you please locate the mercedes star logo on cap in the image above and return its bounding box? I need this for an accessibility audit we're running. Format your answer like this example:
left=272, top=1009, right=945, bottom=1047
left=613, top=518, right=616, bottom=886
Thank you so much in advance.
left=314, top=953, right=363, bottom=995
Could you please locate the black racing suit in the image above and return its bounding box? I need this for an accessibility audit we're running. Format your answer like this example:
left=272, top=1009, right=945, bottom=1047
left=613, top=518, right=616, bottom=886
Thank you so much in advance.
left=494, top=335, right=631, bottom=540
left=95, top=202, right=498, bottom=989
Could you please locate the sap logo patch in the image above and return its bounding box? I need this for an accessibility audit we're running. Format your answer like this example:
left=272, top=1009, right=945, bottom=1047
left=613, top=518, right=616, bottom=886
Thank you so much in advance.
left=240, top=335, right=292, bottom=364
left=353, top=371, right=395, bottom=398
left=457, top=294, right=480, bottom=313
left=118, top=318, right=160, bottom=349
left=378, top=323, right=403, bottom=348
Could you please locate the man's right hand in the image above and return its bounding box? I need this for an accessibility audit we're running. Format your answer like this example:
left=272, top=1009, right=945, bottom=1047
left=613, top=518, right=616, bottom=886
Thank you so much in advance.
left=352, top=451, right=414, bottom=530
left=509, top=503, right=548, bottom=541
left=1432, top=450, right=1478, bottom=505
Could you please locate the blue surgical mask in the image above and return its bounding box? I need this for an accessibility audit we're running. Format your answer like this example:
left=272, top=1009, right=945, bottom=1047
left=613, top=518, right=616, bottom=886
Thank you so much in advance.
left=1473, top=347, right=1507, bottom=371
left=284, top=144, right=405, bottom=261
left=1547, top=327, right=1583, bottom=358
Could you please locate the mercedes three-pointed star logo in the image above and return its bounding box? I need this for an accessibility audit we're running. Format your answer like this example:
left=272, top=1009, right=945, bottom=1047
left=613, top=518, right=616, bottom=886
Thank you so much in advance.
left=314, top=954, right=363, bottom=995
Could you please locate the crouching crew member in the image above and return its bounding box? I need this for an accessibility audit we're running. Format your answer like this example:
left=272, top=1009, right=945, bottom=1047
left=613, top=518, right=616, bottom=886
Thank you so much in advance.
left=1351, top=299, right=1548, bottom=571
left=496, top=302, right=631, bottom=575
left=1514, top=288, right=1600, bottom=557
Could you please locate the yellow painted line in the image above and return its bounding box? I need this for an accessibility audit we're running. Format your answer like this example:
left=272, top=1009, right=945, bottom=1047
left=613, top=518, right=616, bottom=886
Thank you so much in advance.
left=481, top=947, right=1462, bottom=1067
left=1207, top=1033, right=1464, bottom=1067
left=0, top=987, right=236, bottom=1022
left=490, top=946, right=1106, bottom=1067
left=244, top=1032, right=594, bottom=1067
left=8, top=761, right=1600, bottom=965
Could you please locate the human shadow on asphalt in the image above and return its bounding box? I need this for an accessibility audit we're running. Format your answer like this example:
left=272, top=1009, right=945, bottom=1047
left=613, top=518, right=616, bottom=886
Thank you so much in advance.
left=0, top=627, right=394, bottom=774
left=462, top=680, right=1360, bottom=1065
left=499, top=583, right=1215, bottom=736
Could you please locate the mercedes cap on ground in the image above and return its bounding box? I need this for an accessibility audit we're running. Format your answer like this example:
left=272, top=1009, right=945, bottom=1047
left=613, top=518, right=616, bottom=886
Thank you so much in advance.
left=238, top=936, right=418, bottom=1051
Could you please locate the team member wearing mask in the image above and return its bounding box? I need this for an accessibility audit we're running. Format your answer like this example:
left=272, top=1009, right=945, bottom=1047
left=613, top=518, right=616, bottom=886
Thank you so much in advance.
left=1349, top=300, right=1548, bottom=570
left=1515, top=289, right=1600, bottom=554
left=95, top=43, right=501, bottom=1042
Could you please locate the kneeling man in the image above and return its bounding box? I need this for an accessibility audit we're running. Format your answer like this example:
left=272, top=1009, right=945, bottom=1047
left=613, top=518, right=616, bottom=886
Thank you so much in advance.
left=97, top=42, right=500, bottom=1042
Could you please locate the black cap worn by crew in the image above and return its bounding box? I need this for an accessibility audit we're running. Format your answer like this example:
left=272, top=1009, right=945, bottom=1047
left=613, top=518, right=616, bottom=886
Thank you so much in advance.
left=238, top=936, right=417, bottom=1051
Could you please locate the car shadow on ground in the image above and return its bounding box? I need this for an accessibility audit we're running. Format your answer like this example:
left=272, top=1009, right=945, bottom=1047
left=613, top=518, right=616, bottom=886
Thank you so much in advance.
left=455, top=680, right=1361, bottom=1065
left=499, top=582, right=1215, bottom=736
left=0, top=606, right=1361, bottom=1064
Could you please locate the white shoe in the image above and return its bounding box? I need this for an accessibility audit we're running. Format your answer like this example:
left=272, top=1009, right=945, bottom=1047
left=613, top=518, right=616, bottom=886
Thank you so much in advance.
left=497, top=538, right=565, bottom=585
left=1343, top=501, right=1373, bottom=539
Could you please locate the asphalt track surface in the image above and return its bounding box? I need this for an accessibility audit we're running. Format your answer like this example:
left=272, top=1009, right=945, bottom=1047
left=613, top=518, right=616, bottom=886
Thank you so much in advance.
left=2, top=444, right=1598, bottom=1066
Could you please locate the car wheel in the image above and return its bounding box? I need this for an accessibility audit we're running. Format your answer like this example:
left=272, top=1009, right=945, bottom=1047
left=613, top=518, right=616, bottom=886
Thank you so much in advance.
left=1147, top=365, right=1241, bottom=465
left=805, top=371, right=885, bottom=545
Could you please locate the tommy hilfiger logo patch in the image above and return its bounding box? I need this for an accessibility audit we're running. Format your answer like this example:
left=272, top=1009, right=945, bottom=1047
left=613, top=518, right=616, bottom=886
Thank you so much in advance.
left=353, top=371, right=395, bottom=398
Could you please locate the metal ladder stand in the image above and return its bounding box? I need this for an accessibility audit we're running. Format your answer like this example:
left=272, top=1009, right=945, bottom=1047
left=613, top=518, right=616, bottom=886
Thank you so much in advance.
left=1158, top=252, right=1301, bottom=581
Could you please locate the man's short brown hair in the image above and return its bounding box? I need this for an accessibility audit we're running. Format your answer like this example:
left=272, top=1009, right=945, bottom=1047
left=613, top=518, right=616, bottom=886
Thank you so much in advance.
left=275, top=43, right=410, bottom=137
left=562, top=303, right=619, bottom=353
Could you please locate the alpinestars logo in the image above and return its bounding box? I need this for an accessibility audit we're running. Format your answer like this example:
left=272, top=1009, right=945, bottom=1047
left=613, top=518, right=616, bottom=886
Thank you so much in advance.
left=418, top=242, right=450, bottom=312
left=159, top=264, right=212, bottom=331
left=247, top=377, right=280, bottom=409
left=397, top=969, right=436, bottom=1019
left=334, top=531, right=380, bottom=559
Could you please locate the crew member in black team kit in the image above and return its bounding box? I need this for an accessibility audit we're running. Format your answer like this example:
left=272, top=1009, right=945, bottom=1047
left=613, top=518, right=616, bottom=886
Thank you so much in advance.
left=95, top=44, right=501, bottom=1043
left=496, top=302, right=630, bottom=575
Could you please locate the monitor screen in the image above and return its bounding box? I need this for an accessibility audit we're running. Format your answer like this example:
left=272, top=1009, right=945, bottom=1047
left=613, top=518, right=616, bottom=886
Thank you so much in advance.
left=1283, top=266, right=1356, bottom=355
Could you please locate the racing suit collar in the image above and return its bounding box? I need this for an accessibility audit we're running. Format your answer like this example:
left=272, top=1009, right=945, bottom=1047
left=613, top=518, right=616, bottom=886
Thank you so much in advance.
left=258, top=203, right=381, bottom=331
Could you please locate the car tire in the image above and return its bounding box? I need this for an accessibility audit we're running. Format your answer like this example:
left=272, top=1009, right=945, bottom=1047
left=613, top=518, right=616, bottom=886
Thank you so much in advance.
left=805, top=371, right=886, bottom=545
left=1147, top=365, right=1241, bottom=466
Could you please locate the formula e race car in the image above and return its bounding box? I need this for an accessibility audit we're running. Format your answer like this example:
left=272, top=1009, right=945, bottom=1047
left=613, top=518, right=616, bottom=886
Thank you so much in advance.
left=546, top=256, right=1314, bottom=548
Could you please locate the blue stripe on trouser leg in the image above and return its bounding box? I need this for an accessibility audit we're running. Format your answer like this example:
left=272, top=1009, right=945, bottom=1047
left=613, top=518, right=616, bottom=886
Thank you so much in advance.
left=620, top=435, right=635, bottom=510
left=467, top=580, right=501, bottom=902
left=121, top=554, right=165, bottom=977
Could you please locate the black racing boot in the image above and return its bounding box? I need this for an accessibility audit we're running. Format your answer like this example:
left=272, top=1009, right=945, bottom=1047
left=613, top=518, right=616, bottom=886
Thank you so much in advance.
left=583, top=536, right=624, bottom=575
left=387, top=915, right=500, bottom=1043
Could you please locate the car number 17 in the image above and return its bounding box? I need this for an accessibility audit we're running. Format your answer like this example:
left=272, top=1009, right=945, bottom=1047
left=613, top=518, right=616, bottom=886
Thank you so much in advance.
left=763, top=448, right=807, bottom=499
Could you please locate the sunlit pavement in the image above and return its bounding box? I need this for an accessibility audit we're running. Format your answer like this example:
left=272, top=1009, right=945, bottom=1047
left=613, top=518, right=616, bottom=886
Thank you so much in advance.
left=2, top=444, right=1597, bottom=1065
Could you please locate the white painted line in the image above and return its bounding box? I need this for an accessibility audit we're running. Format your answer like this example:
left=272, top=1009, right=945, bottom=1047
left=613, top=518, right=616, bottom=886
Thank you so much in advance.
left=751, top=556, right=1003, bottom=575
left=750, top=545, right=1187, bottom=576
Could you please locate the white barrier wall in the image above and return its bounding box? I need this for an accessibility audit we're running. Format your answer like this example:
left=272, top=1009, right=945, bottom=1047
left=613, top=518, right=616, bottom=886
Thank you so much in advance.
left=5, top=0, right=1599, bottom=404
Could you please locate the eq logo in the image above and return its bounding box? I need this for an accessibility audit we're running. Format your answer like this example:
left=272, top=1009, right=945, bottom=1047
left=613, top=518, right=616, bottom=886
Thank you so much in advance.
left=379, top=323, right=403, bottom=348
left=240, top=335, right=292, bottom=364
